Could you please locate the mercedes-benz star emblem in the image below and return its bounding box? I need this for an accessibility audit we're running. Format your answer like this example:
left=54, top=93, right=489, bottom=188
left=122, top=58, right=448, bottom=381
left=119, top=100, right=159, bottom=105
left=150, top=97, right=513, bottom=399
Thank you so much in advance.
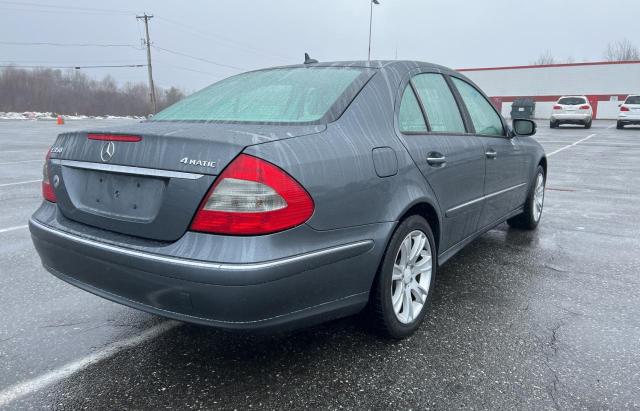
left=100, top=141, right=115, bottom=163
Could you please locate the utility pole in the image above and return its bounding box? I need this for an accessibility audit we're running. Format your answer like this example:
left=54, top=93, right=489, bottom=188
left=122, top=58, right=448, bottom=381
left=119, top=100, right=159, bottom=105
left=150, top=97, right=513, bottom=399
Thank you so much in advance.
left=137, top=13, right=157, bottom=114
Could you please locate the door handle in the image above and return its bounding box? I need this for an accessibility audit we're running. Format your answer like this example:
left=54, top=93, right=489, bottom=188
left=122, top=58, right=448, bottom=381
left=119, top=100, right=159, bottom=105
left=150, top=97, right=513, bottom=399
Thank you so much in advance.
left=426, top=152, right=446, bottom=166
left=485, top=149, right=497, bottom=159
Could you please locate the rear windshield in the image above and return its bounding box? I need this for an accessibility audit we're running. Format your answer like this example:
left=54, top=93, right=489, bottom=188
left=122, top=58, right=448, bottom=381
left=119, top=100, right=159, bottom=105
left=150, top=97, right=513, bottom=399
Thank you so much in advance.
left=625, top=96, right=640, bottom=105
left=152, top=67, right=367, bottom=123
left=558, top=97, right=587, bottom=105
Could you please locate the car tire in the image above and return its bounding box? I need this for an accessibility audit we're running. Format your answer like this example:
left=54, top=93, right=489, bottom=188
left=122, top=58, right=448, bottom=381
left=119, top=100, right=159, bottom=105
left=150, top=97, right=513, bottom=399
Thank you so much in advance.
left=585, top=119, right=592, bottom=129
left=507, top=165, right=545, bottom=230
left=368, top=215, right=436, bottom=339
left=617, top=121, right=624, bottom=129
left=550, top=121, right=558, bottom=129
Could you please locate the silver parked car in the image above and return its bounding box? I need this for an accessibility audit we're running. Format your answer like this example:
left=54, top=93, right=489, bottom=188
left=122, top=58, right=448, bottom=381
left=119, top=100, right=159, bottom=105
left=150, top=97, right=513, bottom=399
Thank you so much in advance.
left=30, top=61, right=546, bottom=338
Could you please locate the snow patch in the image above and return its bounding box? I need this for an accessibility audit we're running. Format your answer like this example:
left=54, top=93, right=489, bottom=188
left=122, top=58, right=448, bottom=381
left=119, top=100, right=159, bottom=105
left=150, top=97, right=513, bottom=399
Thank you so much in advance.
left=0, top=112, right=146, bottom=121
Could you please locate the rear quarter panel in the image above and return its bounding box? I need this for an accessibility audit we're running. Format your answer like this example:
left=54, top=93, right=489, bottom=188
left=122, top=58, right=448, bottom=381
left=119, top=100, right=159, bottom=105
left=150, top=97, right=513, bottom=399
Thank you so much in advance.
left=244, top=65, right=441, bottom=233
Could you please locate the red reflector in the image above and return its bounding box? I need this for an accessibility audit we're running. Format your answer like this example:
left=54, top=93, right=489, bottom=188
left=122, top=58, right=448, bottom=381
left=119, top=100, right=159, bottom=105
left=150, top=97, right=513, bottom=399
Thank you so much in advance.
left=579, top=105, right=590, bottom=110
left=553, top=105, right=562, bottom=110
left=621, top=106, right=630, bottom=112
left=87, top=133, right=142, bottom=142
left=42, top=180, right=57, bottom=202
left=190, top=154, right=314, bottom=235
left=42, top=147, right=57, bottom=202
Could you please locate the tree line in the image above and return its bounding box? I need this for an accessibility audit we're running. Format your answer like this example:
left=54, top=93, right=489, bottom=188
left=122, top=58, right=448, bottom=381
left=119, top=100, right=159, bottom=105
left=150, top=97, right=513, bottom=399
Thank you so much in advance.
left=0, top=66, right=185, bottom=117
left=531, top=39, right=640, bottom=65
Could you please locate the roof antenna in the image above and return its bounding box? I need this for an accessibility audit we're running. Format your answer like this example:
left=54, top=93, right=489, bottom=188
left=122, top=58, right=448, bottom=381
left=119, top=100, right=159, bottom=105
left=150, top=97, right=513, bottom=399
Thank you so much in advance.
left=304, top=53, right=318, bottom=64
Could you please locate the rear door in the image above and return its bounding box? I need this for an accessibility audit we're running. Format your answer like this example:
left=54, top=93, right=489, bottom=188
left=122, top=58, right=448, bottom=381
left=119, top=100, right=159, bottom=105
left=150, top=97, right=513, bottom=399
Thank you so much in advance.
left=450, top=76, right=528, bottom=228
left=396, top=71, right=486, bottom=251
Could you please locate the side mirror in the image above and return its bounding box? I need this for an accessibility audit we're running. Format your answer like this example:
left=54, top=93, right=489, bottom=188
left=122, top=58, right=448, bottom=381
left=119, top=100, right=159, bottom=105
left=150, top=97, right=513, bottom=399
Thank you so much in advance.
left=512, top=119, right=536, bottom=137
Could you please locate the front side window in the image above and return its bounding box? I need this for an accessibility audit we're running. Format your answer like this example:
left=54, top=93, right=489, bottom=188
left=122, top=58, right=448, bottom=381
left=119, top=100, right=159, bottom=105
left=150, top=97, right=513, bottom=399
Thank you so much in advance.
left=412, top=73, right=466, bottom=133
left=452, top=77, right=504, bottom=136
left=398, top=85, right=427, bottom=133
left=152, top=67, right=365, bottom=123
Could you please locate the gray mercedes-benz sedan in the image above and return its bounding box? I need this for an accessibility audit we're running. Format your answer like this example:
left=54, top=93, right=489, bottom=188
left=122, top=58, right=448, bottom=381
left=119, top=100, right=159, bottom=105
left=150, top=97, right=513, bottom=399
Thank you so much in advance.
left=30, top=60, right=546, bottom=338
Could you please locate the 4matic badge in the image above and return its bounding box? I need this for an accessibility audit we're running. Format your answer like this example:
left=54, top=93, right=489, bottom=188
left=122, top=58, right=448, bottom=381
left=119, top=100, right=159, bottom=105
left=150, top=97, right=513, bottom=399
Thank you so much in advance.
left=179, top=157, right=217, bottom=169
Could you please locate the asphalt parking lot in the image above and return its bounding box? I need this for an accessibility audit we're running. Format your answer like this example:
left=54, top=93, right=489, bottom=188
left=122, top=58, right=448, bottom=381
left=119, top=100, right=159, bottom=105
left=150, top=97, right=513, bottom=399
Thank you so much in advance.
left=1, top=119, right=639, bottom=409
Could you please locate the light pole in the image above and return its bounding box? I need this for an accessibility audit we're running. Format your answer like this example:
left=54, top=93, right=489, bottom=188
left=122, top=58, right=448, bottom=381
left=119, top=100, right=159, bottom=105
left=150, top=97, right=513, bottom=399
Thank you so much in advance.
left=368, top=0, right=380, bottom=61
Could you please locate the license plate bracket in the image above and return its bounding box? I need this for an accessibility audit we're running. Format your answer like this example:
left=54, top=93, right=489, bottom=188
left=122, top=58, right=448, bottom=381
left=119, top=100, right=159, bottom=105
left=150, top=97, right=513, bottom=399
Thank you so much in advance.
left=63, top=168, right=166, bottom=222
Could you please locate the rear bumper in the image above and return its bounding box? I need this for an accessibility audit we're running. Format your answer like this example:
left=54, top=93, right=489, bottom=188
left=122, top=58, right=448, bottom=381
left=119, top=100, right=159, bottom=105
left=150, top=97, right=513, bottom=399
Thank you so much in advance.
left=30, top=210, right=390, bottom=331
left=618, top=114, right=640, bottom=124
left=551, top=113, right=591, bottom=122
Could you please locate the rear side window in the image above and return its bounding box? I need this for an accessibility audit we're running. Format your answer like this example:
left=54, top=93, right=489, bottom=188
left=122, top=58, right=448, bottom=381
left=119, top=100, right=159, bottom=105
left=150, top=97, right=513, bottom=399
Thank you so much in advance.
left=152, top=67, right=365, bottom=123
left=398, top=86, right=427, bottom=133
left=452, top=78, right=504, bottom=136
left=558, top=97, right=587, bottom=105
left=412, top=74, right=465, bottom=133
left=625, top=96, right=640, bottom=105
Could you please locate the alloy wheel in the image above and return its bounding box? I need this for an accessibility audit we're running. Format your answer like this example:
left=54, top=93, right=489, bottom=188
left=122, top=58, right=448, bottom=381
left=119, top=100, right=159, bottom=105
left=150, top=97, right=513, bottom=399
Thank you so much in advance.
left=390, top=230, right=432, bottom=324
left=533, top=173, right=545, bottom=222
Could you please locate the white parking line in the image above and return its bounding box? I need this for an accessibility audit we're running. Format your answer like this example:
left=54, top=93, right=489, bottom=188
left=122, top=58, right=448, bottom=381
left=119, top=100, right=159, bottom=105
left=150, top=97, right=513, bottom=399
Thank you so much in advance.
left=0, top=179, right=41, bottom=188
left=547, top=134, right=597, bottom=157
left=0, top=160, right=42, bottom=165
left=0, top=321, right=180, bottom=407
left=0, top=225, right=28, bottom=234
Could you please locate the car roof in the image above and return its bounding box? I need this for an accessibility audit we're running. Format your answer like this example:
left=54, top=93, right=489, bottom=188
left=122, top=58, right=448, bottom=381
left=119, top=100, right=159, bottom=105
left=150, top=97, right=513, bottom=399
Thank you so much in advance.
left=266, top=60, right=459, bottom=74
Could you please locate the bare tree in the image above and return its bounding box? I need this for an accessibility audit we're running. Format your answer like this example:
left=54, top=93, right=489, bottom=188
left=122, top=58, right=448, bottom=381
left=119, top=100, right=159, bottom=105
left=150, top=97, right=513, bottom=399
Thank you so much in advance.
left=161, top=87, right=185, bottom=109
left=531, top=50, right=556, bottom=65
left=0, top=66, right=188, bottom=116
left=604, top=39, right=640, bottom=62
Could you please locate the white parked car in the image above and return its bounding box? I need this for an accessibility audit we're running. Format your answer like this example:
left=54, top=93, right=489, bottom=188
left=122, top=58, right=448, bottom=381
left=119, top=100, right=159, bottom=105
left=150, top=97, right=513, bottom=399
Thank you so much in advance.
left=617, top=95, right=640, bottom=129
left=550, top=96, right=593, bottom=129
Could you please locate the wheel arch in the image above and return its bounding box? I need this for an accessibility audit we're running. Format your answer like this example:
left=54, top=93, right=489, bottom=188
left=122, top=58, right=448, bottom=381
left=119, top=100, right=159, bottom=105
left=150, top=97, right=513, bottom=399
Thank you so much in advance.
left=538, top=156, right=547, bottom=179
left=396, top=200, right=442, bottom=256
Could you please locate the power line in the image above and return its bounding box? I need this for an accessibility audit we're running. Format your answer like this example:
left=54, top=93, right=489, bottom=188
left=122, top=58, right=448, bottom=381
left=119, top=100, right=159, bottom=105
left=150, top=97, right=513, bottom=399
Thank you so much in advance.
left=0, top=6, right=134, bottom=17
left=155, top=16, right=292, bottom=63
left=0, top=41, right=142, bottom=49
left=0, top=1, right=135, bottom=15
left=158, top=62, right=223, bottom=78
left=152, top=45, right=246, bottom=71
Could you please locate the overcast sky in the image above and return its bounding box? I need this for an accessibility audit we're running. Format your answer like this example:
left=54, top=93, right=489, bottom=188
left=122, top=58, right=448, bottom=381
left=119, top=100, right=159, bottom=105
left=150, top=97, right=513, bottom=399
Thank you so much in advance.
left=1, top=0, right=638, bottom=92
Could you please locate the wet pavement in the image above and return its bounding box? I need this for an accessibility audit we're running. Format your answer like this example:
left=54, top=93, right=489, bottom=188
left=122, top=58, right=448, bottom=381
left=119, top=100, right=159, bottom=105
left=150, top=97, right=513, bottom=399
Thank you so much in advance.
left=1, top=119, right=639, bottom=409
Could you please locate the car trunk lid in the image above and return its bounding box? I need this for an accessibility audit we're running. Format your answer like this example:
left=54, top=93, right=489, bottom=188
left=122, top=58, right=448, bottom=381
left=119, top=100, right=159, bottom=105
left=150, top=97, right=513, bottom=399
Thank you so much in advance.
left=48, top=121, right=325, bottom=241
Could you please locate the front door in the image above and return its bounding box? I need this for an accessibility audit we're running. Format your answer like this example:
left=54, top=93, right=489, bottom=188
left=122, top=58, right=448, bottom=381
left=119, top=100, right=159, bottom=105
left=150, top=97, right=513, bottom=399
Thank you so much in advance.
left=450, top=77, right=527, bottom=228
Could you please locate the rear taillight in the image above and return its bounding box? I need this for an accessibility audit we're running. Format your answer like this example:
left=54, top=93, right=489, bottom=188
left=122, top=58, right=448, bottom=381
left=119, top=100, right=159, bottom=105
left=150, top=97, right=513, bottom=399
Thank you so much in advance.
left=553, top=105, right=562, bottom=110
left=87, top=133, right=142, bottom=142
left=190, top=154, right=314, bottom=235
left=42, top=148, right=57, bottom=202
left=621, top=106, right=630, bottom=112
left=580, top=105, right=590, bottom=110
